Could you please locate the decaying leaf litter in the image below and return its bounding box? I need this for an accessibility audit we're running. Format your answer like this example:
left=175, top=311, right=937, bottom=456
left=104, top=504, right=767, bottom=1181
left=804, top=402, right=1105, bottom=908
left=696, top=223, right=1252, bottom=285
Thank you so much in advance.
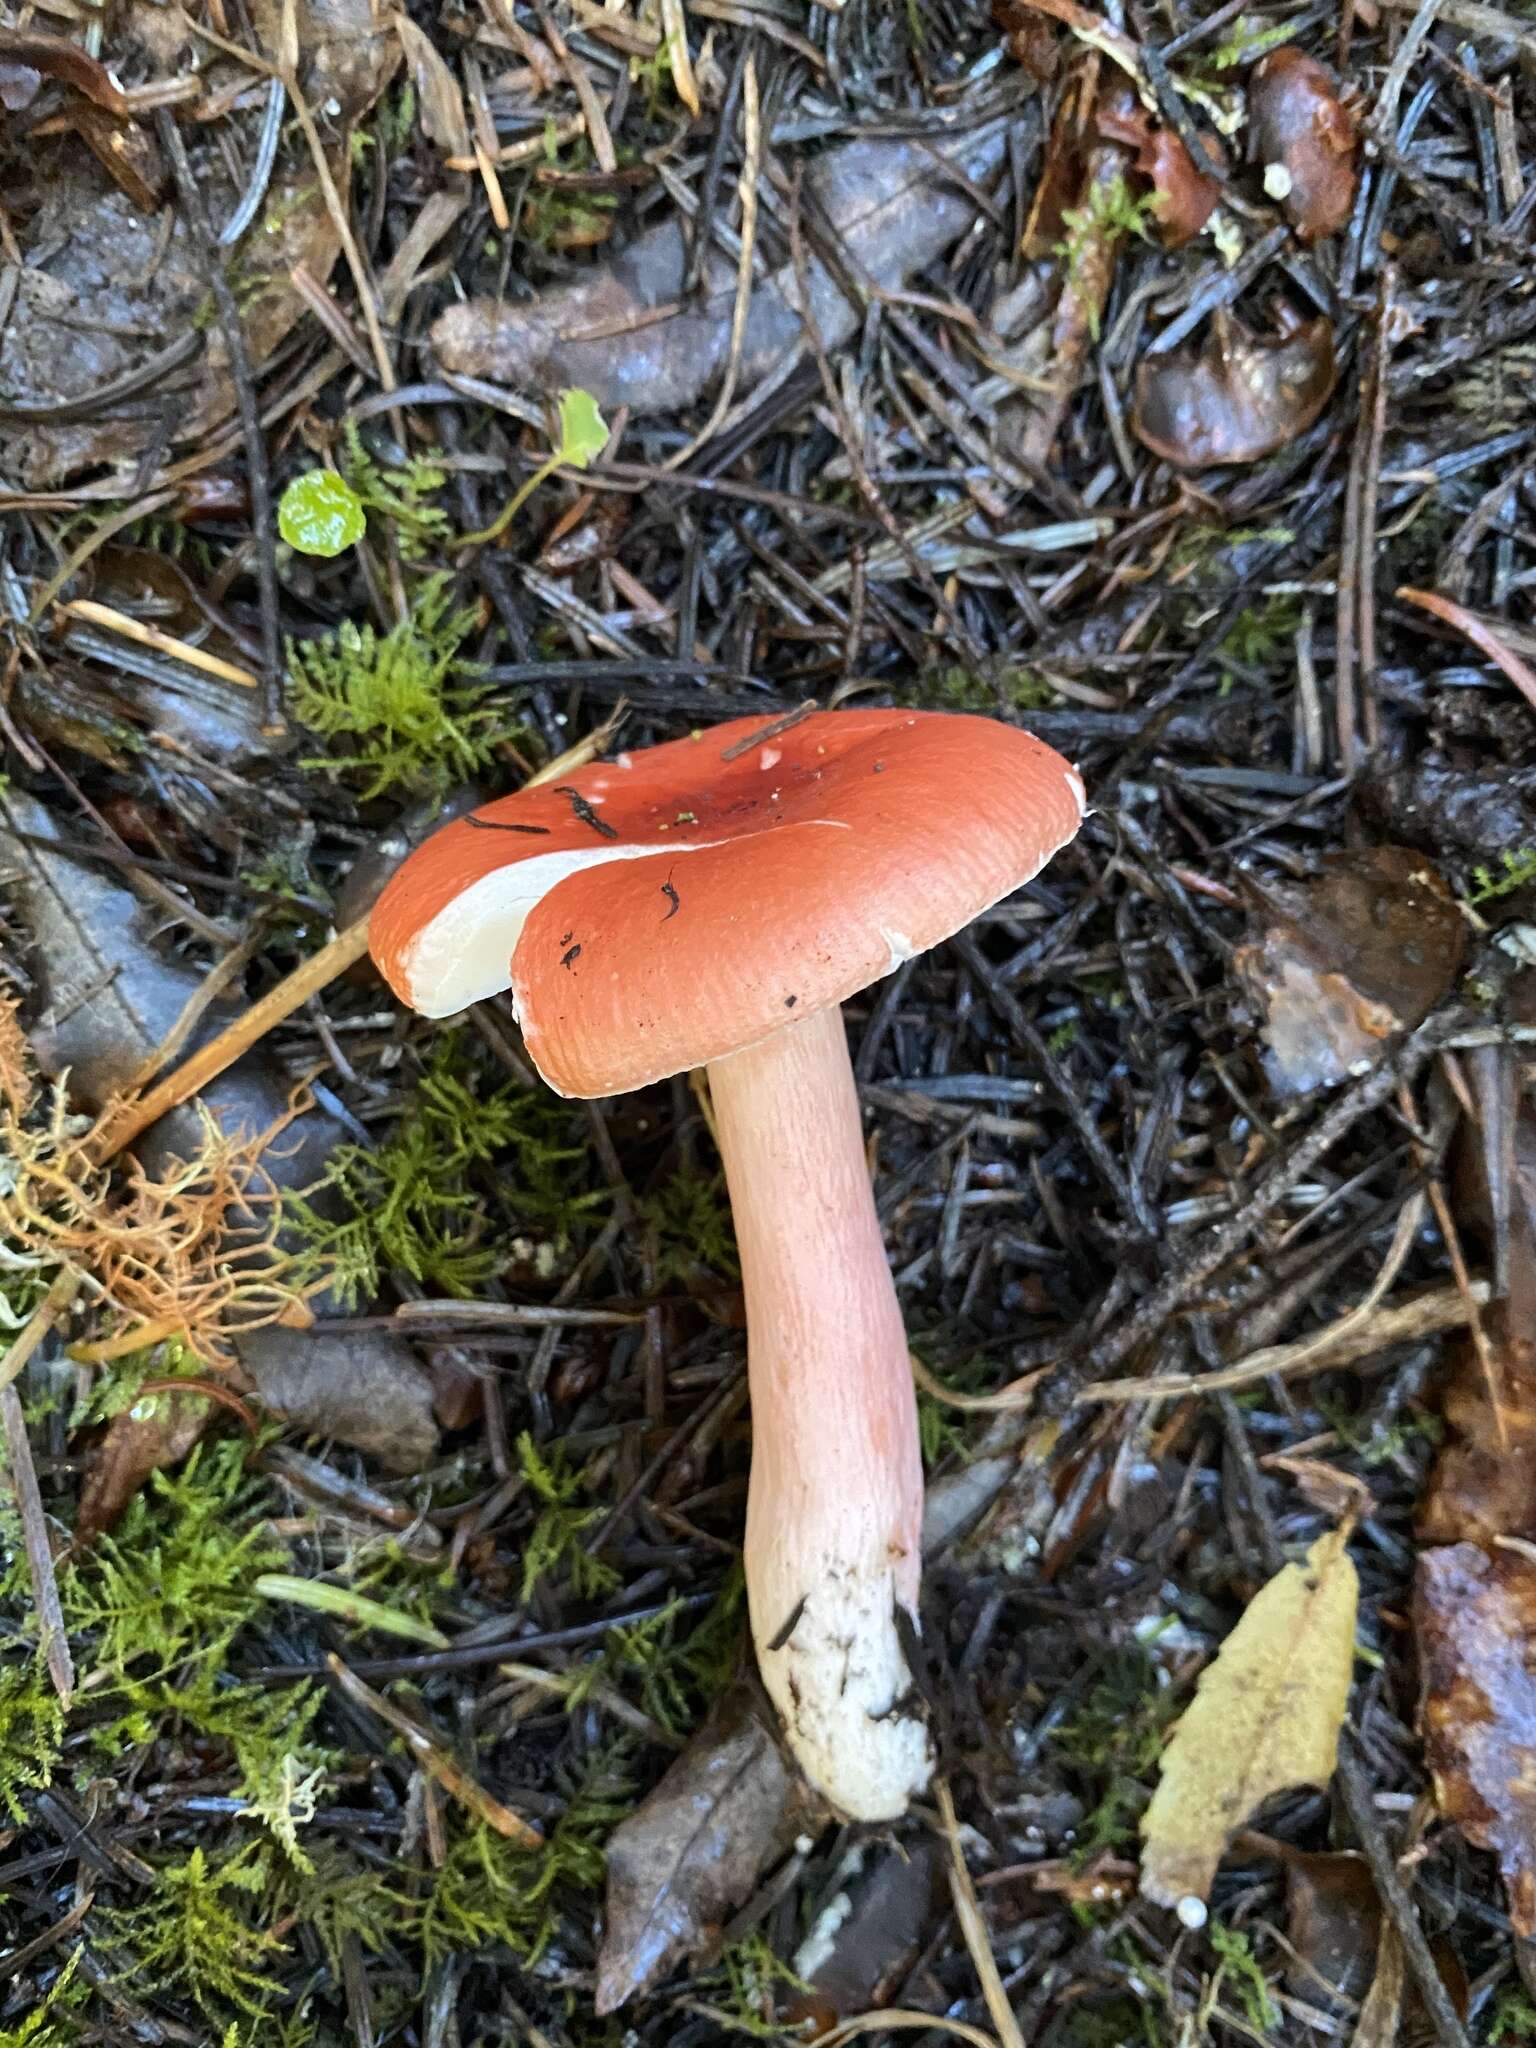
left=2, top=0, right=1536, bottom=2039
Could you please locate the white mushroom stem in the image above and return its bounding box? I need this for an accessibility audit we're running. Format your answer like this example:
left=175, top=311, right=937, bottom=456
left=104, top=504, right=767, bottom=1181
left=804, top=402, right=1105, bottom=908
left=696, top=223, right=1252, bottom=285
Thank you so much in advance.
left=707, top=1003, right=932, bottom=1821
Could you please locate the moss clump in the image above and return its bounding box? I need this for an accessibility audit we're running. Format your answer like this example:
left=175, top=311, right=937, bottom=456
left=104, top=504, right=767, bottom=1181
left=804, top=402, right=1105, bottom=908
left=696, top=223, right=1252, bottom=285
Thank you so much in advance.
left=287, top=573, right=517, bottom=800
left=420, top=1746, right=635, bottom=1965
left=639, top=1167, right=739, bottom=1286
left=909, top=663, right=1056, bottom=716
left=0, top=1650, right=64, bottom=1823
left=101, top=1844, right=288, bottom=2022
left=286, top=1035, right=606, bottom=1308
left=338, top=420, right=453, bottom=562
left=1051, top=1647, right=1179, bottom=1859
left=517, top=1432, right=622, bottom=1604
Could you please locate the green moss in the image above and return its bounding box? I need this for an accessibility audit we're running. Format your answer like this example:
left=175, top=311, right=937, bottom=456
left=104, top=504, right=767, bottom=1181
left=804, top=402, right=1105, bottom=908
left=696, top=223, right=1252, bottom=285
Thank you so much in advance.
left=64, top=1439, right=283, bottom=1680
left=0, top=1955, right=89, bottom=2047
left=1057, top=174, right=1158, bottom=338
left=1217, top=593, right=1303, bottom=670
left=419, top=1746, right=635, bottom=1964
left=1208, top=1923, right=1278, bottom=2036
left=911, top=663, right=1056, bottom=716
left=1491, top=1987, right=1536, bottom=2043
left=287, top=574, right=518, bottom=800
left=102, top=1843, right=288, bottom=2022
left=1051, top=1649, right=1179, bottom=1859
left=517, top=1432, right=622, bottom=1604
left=640, top=1167, right=739, bottom=1285
left=692, top=1929, right=810, bottom=2039
left=286, top=1035, right=606, bottom=1309
left=338, top=421, right=453, bottom=562
left=1206, top=14, right=1296, bottom=68
left=0, top=1650, right=64, bottom=1823
left=598, top=1575, right=745, bottom=1738
left=1468, top=847, right=1536, bottom=906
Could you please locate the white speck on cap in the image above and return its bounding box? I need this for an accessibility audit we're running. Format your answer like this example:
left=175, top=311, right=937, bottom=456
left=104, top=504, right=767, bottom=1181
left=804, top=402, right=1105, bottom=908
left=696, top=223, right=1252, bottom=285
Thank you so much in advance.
left=759, top=745, right=782, bottom=770
left=1264, top=163, right=1293, bottom=200
left=1176, top=1895, right=1208, bottom=1931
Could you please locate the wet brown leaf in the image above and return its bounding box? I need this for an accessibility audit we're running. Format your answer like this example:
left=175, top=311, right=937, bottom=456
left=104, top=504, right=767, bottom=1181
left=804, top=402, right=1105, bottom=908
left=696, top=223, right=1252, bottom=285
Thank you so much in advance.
left=76, top=1386, right=223, bottom=1543
left=1232, top=846, right=1464, bottom=1097
left=1248, top=46, right=1359, bottom=245
left=1416, top=1543, right=1536, bottom=1935
left=1096, top=96, right=1225, bottom=247
left=1281, top=1849, right=1381, bottom=2009
left=596, top=1684, right=823, bottom=2013
left=1133, top=305, right=1337, bottom=469
left=433, top=122, right=1009, bottom=414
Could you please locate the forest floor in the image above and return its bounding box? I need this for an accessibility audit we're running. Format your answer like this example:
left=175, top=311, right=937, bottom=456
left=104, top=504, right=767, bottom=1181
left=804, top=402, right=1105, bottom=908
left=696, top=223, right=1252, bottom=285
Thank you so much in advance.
left=2, top=0, right=1536, bottom=2043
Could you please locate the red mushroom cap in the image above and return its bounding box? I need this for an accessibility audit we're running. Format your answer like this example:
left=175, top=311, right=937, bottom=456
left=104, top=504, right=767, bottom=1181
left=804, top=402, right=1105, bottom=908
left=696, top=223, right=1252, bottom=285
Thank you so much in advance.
left=369, top=708, right=1084, bottom=1096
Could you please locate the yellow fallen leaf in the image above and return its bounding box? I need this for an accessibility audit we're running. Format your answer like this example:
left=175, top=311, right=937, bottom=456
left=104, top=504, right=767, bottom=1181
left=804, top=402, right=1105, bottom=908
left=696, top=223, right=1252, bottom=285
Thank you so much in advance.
left=1140, top=1529, right=1357, bottom=1916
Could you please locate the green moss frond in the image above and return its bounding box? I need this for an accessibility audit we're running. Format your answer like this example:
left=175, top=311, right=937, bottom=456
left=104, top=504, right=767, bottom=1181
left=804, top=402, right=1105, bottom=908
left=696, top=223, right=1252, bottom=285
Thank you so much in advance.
left=419, top=1744, right=635, bottom=1965
left=517, top=1433, right=621, bottom=1604
left=287, top=574, right=516, bottom=800
left=101, top=1844, right=287, bottom=2022
left=339, top=421, right=453, bottom=561
left=0, top=1650, right=64, bottom=1823
left=64, top=1439, right=283, bottom=1681
left=285, top=1035, right=606, bottom=1310
left=639, top=1168, right=739, bottom=1285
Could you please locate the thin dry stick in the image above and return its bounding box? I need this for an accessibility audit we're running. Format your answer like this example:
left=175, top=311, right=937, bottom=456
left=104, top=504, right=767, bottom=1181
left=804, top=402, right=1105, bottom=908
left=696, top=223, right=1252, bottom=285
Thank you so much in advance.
left=82, top=918, right=374, bottom=1167
left=125, top=923, right=271, bottom=1092
left=0, top=1269, right=82, bottom=1398
left=1078, top=1193, right=1438, bottom=1403
left=54, top=599, right=260, bottom=689
left=1078, top=1281, right=1482, bottom=1404
left=1, top=1272, right=81, bottom=1705
left=325, top=1652, right=542, bottom=1844
left=936, top=1780, right=1027, bottom=2048
left=819, top=2018, right=1001, bottom=2048
left=1080, top=1008, right=1464, bottom=1384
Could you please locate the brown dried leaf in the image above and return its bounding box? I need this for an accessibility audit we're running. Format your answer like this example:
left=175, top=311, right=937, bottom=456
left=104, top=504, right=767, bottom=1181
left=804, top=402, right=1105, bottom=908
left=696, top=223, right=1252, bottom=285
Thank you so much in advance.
left=596, top=1684, right=823, bottom=2013
left=433, top=122, right=1009, bottom=413
left=392, top=11, right=470, bottom=158
left=1232, top=846, right=1463, bottom=1097
left=1133, top=306, right=1337, bottom=469
left=1248, top=46, right=1359, bottom=245
left=1281, top=1849, right=1381, bottom=2008
left=1420, top=1309, right=1536, bottom=1550
left=76, top=1386, right=220, bottom=1543
left=991, top=0, right=1058, bottom=81
left=1417, top=1543, right=1536, bottom=1935
left=1096, top=97, right=1224, bottom=247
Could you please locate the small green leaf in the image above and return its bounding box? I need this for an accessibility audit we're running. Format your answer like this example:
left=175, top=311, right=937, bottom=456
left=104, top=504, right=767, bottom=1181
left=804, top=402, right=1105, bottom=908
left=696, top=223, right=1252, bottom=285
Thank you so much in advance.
left=278, top=470, right=367, bottom=557
left=557, top=387, right=608, bottom=469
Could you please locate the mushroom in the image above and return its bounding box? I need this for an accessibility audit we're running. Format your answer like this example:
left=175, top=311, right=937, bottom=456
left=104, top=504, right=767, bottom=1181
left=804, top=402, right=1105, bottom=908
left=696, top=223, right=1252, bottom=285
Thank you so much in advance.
left=369, top=708, right=1085, bottom=1819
